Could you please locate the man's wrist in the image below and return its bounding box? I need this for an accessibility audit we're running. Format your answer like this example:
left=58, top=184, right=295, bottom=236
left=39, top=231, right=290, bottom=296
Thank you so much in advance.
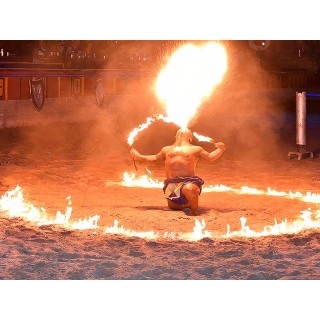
left=215, top=144, right=226, bottom=151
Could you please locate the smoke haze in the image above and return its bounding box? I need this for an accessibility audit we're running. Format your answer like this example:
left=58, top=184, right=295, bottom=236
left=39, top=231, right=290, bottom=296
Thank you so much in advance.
left=0, top=41, right=305, bottom=171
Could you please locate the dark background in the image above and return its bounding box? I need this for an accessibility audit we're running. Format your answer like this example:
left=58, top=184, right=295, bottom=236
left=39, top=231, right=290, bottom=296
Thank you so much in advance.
left=1, top=40, right=320, bottom=72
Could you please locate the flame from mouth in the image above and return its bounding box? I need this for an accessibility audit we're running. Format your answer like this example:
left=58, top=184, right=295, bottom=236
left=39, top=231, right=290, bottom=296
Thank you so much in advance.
left=127, top=42, right=227, bottom=147
left=156, top=41, right=228, bottom=128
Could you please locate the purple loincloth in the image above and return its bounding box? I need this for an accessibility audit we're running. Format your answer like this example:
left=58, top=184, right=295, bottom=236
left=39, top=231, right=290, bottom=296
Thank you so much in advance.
left=163, top=176, right=204, bottom=205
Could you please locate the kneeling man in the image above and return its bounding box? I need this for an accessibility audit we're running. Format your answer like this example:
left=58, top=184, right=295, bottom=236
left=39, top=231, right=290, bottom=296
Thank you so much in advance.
left=130, top=128, right=226, bottom=215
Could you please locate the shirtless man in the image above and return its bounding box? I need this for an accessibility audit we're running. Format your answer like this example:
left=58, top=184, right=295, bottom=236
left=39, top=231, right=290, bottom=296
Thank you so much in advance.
left=130, top=128, right=226, bottom=216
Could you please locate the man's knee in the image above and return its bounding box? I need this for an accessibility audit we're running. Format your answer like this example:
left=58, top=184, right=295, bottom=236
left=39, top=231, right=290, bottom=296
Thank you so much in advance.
left=182, top=183, right=200, bottom=195
left=182, top=183, right=200, bottom=215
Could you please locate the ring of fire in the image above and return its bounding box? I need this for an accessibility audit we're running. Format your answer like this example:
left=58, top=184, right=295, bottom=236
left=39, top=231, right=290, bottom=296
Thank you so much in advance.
left=1, top=41, right=319, bottom=242
left=1, top=180, right=319, bottom=242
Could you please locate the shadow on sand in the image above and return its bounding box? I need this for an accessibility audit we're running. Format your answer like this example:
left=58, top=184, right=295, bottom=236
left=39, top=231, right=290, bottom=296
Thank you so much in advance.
left=134, top=205, right=211, bottom=216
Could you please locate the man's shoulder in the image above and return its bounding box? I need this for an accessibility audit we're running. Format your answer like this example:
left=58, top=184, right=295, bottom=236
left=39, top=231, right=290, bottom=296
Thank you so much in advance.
left=162, top=145, right=172, bottom=152
left=189, top=144, right=203, bottom=150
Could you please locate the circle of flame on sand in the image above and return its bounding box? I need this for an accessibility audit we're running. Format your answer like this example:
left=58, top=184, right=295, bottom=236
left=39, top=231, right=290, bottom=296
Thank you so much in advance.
left=1, top=41, right=319, bottom=241
left=1, top=181, right=320, bottom=242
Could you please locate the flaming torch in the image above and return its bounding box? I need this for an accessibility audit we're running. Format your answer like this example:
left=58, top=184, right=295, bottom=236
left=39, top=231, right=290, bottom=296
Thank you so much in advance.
left=193, top=132, right=215, bottom=143
left=127, top=113, right=171, bottom=170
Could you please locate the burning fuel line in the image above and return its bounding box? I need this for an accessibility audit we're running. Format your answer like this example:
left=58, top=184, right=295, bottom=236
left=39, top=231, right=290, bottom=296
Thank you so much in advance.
left=1, top=184, right=320, bottom=241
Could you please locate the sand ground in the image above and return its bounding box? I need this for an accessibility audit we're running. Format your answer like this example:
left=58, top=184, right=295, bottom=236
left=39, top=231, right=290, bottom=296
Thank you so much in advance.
left=0, top=117, right=320, bottom=280
left=0, top=113, right=320, bottom=318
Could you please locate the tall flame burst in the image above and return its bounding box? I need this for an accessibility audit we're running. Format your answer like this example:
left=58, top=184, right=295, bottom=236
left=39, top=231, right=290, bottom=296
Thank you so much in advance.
left=156, top=41, right=227, bottom=128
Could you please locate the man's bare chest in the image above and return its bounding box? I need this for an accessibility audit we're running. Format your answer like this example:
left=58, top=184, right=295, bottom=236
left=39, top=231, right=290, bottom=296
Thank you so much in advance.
left=166, top=146, right=197, bottom=158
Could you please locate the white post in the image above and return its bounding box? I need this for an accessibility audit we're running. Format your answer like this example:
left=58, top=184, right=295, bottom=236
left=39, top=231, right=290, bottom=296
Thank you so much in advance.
left=296, top=91, right=306, bottom=150
left=288, top=91, right=313, bottom=160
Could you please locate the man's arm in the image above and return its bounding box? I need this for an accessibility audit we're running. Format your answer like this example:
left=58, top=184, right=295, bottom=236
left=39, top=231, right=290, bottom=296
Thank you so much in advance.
left=130, top=147, right=166, bottom=162
left=198, top=142, right=226, bottom=161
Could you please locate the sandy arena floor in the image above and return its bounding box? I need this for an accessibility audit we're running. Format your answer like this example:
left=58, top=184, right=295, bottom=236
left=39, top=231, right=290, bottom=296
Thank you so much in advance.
left=1, top=116, right=320, bottom=280
left=0, top=111, right=320, bottom=318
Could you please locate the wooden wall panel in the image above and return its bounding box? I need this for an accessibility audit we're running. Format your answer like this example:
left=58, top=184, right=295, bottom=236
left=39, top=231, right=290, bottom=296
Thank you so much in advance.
left=60, top=77, right=71, bottom=97
left=0, top=75, right=151, bottom=100
left=84, top=77, right=93, bottom=96
left=20, top=77, right=30, bottom=99
left=104, top=77, right=115, bottom=94
left=7, top=77, right=20, bottom=100
left=46, top=77, right=58, bottom=98
left=0, top=78, right=5, bottom=100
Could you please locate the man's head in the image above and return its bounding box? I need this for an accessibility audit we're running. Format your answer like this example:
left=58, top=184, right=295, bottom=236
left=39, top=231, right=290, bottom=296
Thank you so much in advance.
left=175, top=128, right=193, bottom=143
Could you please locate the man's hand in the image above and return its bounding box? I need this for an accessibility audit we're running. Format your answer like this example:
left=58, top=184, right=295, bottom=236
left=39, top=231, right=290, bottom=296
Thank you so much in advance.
left=214, top=142, right=226, bottom=151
